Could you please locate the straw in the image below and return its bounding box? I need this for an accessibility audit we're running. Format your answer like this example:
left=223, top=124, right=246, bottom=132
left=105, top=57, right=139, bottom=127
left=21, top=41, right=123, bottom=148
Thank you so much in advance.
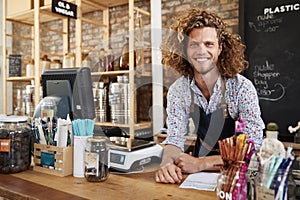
left=72, top=119, right=94, bottom=136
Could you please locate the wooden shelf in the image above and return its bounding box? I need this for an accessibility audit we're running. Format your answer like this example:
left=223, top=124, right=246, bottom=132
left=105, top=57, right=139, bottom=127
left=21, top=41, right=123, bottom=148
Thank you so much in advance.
left=95, top=121, right=152, bottom=130
left=91, top=70, right=129, bottom=76
left=6, top=77, right=34, bottom=82
left=5, top=0, right=130, bottom=24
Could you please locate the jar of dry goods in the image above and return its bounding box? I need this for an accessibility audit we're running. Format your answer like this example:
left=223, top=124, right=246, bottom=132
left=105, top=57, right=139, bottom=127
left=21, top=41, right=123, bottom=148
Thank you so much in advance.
left=0, top=116, right=31, bottom=173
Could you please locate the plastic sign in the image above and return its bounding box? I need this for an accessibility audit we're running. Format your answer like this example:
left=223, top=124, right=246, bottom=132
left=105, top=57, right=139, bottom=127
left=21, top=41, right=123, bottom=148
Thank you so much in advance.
left=52, top=0, right=77, bottom=19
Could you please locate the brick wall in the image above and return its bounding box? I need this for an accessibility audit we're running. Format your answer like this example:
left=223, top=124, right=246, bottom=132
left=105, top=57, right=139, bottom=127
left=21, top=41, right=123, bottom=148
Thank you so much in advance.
left=11, top=0, right=239, bottom=120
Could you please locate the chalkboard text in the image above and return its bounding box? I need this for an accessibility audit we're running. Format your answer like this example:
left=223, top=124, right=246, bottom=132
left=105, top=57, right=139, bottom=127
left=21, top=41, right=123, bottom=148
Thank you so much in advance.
left=253, top=60, right=285, bottom=101
left=264, top=3, right=299, bottom=15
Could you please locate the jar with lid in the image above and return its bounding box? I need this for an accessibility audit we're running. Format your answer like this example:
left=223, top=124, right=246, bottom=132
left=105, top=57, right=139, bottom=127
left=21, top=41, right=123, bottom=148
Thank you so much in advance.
left=40, top=55, right=51, bottom=74
left=26, top=59, right=34, bottom=77
left=84, top=136, right=109, bottom=182
left=0, top=116, right=31, bottom=174
left=82, top=52, right=92, bottom=68
left=63, top=53, right=75, bottom=68
left=50, top=59, right=62, bottom=69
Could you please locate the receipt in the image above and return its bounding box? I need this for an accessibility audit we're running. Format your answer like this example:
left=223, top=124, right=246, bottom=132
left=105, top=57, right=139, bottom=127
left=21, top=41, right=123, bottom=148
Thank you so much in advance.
left=179, top=172, right=219, bottom=191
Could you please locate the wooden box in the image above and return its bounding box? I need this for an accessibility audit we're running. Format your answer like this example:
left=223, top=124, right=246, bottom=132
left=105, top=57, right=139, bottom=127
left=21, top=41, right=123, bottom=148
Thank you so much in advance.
left=33, top=143, right=73, bottom=177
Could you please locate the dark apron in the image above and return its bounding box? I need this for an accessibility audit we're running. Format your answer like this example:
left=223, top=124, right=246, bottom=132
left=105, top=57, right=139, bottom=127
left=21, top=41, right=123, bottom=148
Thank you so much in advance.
left=190, top=105, right=235, bottom=157
left=189, top=78, right=235, bottom=157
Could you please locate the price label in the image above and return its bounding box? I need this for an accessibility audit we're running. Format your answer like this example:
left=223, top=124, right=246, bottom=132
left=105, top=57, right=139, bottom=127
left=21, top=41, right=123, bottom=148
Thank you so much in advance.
left=0, top=139, right=11, bottom=152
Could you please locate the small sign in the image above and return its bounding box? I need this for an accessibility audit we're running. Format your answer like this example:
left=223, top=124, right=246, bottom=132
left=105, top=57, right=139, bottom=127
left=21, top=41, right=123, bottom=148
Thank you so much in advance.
left=9, top=54, right=22, bottom=77
left=52, top=0, right=77, bottom=19
left=0, top=139, right=11, bottom=152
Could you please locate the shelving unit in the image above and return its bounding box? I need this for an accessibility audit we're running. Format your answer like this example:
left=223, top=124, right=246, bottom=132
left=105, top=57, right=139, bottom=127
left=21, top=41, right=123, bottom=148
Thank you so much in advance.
left=2, top=0, right=163, bottom=140
left=74, top=0, right=155, bottom=139
left=2, top=0, right=70, bottom=115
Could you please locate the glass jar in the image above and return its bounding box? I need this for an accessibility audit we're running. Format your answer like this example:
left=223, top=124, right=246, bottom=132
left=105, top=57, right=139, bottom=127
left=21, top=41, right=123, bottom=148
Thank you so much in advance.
left=255, top=167, right=296, bottom=200
left=26, top=59, right=34, bottom=77
left=0, top=116, right=31, bottom=174
left=50, top=59, right=62, bottom=69
left=216, top=168, right=247, bottom=200
left=82, top=52, right=91, bottom=68
left=63, top=53, right=75, bottom=68
left=84, top=136, right=109, bottom=182
left=40, top=55, right=51, bottom=73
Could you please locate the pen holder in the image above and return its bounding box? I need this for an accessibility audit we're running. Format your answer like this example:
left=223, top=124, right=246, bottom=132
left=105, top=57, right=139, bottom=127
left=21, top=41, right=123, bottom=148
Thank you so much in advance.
left=216, top=167, right=247, bottom=200
left=33, top=143, right=73, bottom=177
left=255, top=168, right=296, bottom=200
left=73, top=136, right=89, bottom=178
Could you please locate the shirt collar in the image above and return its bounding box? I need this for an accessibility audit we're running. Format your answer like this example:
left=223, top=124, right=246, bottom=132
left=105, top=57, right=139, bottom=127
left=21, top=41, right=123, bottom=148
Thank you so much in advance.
left=190, top=75, right=223, bottom=94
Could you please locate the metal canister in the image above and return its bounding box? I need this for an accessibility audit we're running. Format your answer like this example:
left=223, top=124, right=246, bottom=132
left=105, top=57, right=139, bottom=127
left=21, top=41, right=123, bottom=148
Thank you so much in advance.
left=93, top=83, right=107, bottom=123
left=84, top=136, right=109, bottom=182
left=109, top=76, right=130, bottom=124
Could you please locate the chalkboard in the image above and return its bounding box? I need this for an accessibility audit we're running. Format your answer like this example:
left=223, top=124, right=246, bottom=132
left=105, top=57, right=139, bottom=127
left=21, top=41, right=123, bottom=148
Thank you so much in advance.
left=239, top=0, right=300, bottom=134
left=9, top=54, right=22, bottom=77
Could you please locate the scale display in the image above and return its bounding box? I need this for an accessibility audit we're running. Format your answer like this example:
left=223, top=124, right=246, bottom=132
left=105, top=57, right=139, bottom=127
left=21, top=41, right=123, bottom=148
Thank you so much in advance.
left=110, top=152, right=125, bottom=165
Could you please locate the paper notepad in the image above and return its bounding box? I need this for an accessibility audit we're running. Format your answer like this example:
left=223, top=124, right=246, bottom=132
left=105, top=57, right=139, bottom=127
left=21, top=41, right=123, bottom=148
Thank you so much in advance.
left=179, top=172, right=219, bottom=191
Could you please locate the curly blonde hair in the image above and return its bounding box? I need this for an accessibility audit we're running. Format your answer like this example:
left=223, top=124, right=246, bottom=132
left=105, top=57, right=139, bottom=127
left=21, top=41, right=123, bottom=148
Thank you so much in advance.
left=161, top=8, right=248, bottom=78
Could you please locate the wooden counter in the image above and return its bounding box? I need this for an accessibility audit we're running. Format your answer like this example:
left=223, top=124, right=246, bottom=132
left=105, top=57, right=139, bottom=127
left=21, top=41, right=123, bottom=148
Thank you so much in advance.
left=0, top=168, right=216, bottom=200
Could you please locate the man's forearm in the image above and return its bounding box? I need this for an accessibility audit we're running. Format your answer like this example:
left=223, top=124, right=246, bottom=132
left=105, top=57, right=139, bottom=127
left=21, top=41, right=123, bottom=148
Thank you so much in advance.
left=160, top=144, right=182, bottom=166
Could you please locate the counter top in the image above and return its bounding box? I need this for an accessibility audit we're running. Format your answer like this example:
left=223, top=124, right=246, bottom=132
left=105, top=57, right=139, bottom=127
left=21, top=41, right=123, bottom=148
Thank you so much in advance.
left=0, top=168, right=216, bottom=200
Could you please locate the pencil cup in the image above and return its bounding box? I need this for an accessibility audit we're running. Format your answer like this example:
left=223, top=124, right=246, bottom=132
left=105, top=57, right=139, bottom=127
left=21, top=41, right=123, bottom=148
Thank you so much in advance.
left=216, top=169, right=247, bottom=200
left=73, top=136, right=89, bottom=178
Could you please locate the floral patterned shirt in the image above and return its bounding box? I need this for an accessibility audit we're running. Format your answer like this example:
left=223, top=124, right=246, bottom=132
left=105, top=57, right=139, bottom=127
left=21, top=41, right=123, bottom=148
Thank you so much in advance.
left=163, top=74, right=265, bottom=151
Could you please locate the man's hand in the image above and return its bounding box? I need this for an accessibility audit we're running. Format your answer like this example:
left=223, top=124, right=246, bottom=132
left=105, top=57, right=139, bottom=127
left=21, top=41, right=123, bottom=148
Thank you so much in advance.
left=175, top=153, right=223, bottom=173
left=174, top=153, right=202, bottom=173
left=155, top=162, right=182, bottom=184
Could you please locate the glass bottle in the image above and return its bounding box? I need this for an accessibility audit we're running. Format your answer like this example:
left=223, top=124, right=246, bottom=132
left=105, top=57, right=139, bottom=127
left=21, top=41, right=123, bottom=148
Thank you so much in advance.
left=119, top=36, right=130, bottom=70
left=105, top=47, right=114, bottom=71
left=14, top=89, right=23, bottom=116
left=98, top=48, right=106, bottom=72
left=119, top=36, right=136, bottom=70
left=84, top=136, right=109, bottom=182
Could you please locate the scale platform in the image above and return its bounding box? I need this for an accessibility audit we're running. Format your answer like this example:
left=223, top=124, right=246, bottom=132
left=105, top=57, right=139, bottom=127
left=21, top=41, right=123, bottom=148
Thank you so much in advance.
left=107, top=137, right=163, bottom=172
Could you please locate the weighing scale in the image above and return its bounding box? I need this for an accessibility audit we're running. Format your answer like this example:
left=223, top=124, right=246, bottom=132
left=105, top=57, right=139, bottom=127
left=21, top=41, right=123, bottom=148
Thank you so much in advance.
left=107, top=138, right=163, bottom=172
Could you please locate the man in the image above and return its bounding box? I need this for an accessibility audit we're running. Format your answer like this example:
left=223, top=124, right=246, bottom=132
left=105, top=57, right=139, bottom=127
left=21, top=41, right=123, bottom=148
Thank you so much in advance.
left=155, top=9, right=264, bottom=184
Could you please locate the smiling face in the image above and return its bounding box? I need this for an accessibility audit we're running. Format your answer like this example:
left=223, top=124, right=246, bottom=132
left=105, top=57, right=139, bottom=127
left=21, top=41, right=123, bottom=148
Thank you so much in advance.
left=186, top=27, right=222, bottom=77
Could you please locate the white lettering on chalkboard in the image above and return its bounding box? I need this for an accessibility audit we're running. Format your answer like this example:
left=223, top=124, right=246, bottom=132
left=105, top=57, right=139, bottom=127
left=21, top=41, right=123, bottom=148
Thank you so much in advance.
left=248, top=13, right=282, bottom=33
left=253, top=60, right=285, bottom=101
left=264, top=3, right=300, bottom=15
